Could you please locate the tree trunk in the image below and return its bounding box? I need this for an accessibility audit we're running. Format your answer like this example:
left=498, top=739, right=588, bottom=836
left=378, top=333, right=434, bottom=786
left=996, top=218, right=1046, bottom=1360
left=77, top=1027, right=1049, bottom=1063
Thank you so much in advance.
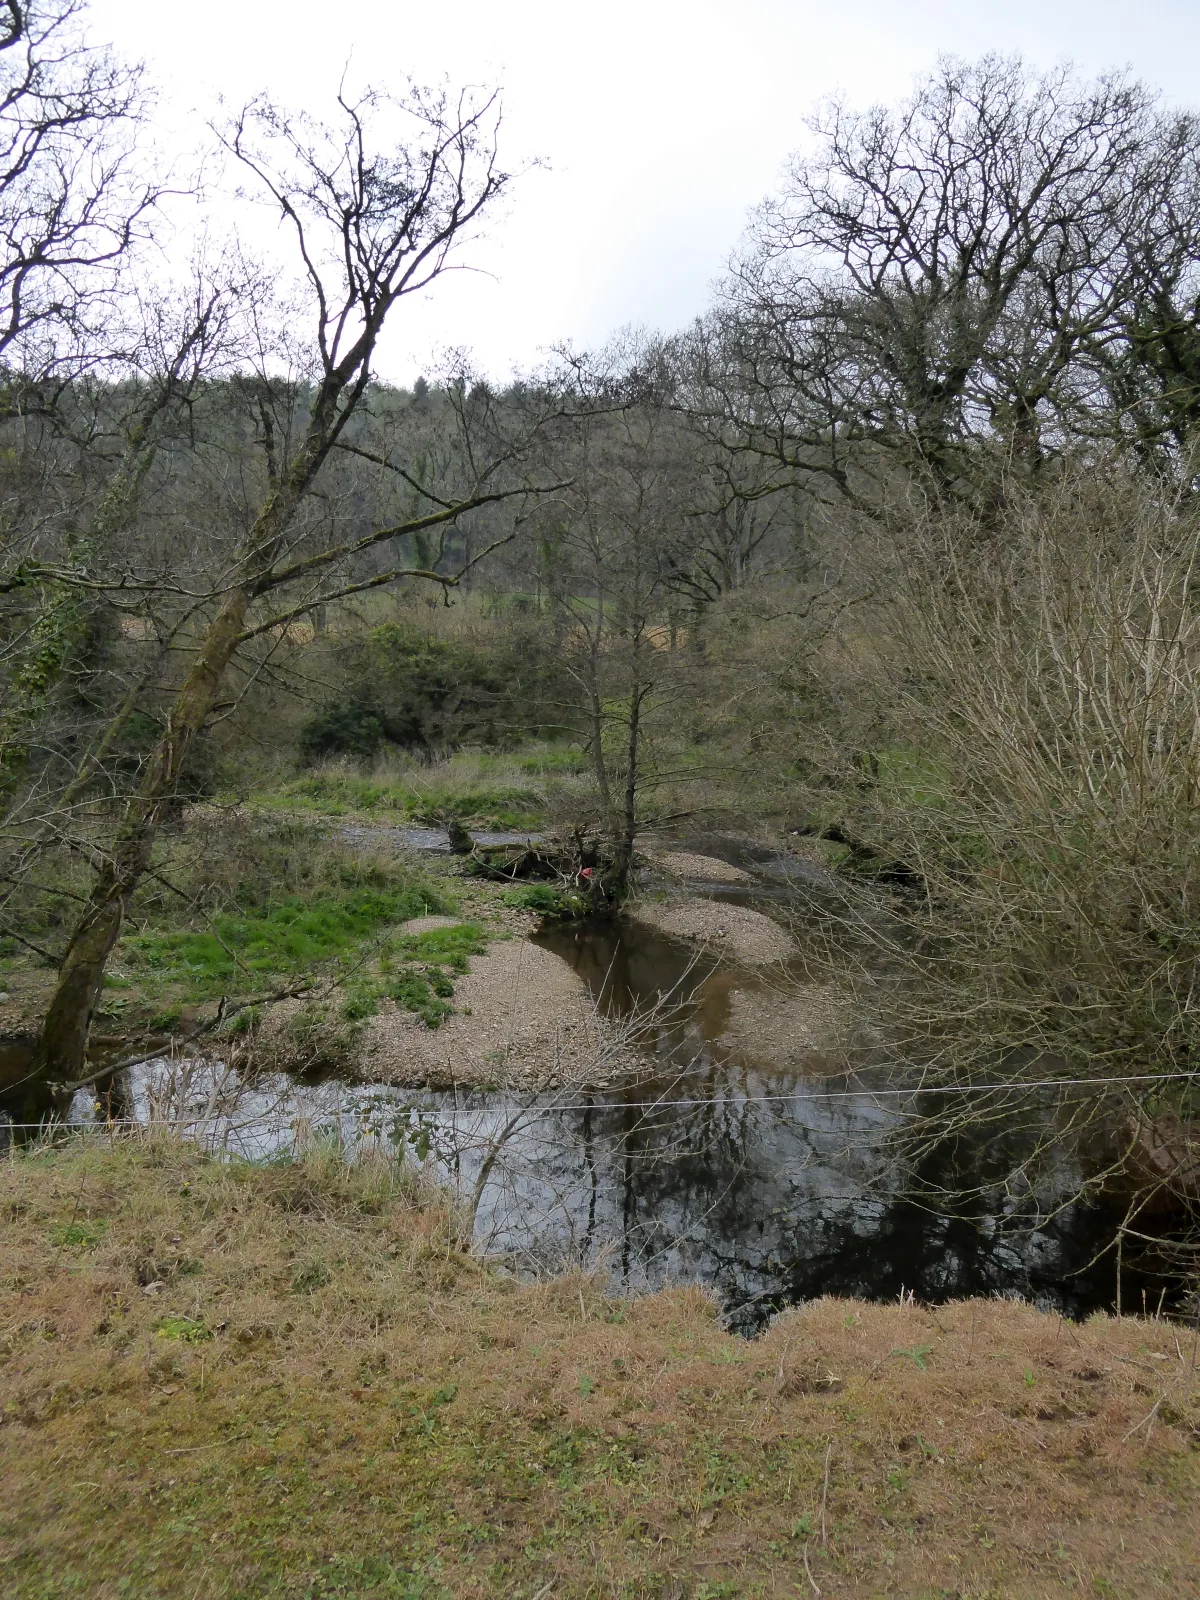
left=32, top=586, right=252, bottom=1084
left=30, top=369, right=353, bottom=1087
left=610, top=680, right=644, bottom=898
left=584, top=601, right=617, bottom=830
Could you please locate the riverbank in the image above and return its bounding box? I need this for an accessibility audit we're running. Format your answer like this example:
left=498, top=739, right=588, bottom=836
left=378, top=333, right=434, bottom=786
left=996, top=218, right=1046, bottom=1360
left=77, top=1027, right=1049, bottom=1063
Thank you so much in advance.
left=0, top=808, right=654, bottom=1098
left=2, top=1136, right=1198, bottom=1599
left=260, top=923, right=644, bottom=1091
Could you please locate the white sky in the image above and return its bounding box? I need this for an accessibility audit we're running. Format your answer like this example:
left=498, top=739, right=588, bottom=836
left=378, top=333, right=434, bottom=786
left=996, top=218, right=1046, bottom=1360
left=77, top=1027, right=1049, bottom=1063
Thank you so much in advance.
left=94, top=0, right=1200, bottom=386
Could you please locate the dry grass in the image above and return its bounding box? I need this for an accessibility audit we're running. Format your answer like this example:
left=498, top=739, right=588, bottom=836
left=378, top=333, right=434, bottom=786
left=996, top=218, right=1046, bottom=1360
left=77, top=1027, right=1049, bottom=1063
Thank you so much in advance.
left=2, top=1136, right=1199, bottom=1598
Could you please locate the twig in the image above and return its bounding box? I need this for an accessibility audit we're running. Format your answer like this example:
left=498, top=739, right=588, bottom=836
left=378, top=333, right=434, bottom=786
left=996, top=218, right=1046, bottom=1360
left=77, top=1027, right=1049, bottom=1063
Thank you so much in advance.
left=52, top=1170, right=88, bottom=1274
left=0, top=920, right=59, bottom=963
left=803, top=1541, right=822, bottom=1597
left=164, top=1434, right=250, bottom=1455
left=1121, top=1396, right=1163, bottom=1443
left=820, top=1440, right=833, bottom=1546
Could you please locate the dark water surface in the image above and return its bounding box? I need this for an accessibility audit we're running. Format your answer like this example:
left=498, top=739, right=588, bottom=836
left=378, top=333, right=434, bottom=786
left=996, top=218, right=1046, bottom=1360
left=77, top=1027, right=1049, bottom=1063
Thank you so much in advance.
left=501, top=910, right=1157, bottom=1330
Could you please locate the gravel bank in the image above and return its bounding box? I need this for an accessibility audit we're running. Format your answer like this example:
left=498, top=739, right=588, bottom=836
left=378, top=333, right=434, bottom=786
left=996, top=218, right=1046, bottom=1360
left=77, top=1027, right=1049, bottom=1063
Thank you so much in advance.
left=261, top=925, right=643, bottom=1092
left=717, top=982, right=850, bottom=1066
left=644, top=850, right=751, bottom=884
left=362, top=936, right=641, bottom=1090
left=626, top=896, right=794, bottom=966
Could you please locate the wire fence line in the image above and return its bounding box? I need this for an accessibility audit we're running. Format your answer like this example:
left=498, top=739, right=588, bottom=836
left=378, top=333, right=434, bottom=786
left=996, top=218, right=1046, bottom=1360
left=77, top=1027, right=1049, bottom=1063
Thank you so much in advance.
left=4, top=1066, right=1197, bottom=1134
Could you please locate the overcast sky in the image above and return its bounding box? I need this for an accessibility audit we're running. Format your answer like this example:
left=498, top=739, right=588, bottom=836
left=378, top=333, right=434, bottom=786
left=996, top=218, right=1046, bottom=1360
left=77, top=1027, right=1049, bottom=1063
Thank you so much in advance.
left=94, top=0, right=1200, bottom=386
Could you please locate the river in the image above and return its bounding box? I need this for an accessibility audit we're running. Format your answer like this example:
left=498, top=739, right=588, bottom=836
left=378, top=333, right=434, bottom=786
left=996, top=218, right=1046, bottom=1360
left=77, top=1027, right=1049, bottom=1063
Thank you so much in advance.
left=1, top=828, right=1175, bottom=1330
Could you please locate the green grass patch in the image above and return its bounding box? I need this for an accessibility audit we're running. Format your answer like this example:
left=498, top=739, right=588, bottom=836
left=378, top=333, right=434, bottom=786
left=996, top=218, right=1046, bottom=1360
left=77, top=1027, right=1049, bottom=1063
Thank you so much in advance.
left=380, top=922, right=492, bottom=1028
left=50, top=1219, right=107, bottom=1248
left=387, top=968, right=455, bottom=1028
left=265, top=771, right=412, bottom=816
left=405, top=785, right=543, bottom=829
left=514, top=744, right=588, bottom=775
left=874, top=746, right=954, bottom=809
left=389, top=923, right=490, bottom=969
left=122, top=882, right=448, bottom=1001
left=152, top=1315, right=213, bottom=1344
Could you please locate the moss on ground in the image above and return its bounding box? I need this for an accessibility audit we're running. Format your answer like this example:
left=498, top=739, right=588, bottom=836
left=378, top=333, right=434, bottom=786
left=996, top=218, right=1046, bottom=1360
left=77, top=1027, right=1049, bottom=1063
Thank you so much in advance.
left=2, top=1138, right=1199, bottom=1598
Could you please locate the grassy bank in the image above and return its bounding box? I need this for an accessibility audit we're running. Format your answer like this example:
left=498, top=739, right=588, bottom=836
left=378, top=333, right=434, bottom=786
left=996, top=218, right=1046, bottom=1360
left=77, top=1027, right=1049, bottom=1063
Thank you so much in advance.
left=2, top=1138, right=1198, bottom=1599
left=0, top=798, right=526, bottom=1051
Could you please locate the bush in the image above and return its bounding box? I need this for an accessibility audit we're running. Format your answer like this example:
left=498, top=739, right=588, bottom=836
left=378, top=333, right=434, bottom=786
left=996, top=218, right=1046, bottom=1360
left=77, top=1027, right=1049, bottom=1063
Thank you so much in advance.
left=299, top=620, right=572, bottom=763
left=501, top=883, right=589, bottom=919
left=298, top=696, right=388, bottom=763
left=301, top=626, right=510, bottom=762
left=841, top=466, right=1200, bottom=1219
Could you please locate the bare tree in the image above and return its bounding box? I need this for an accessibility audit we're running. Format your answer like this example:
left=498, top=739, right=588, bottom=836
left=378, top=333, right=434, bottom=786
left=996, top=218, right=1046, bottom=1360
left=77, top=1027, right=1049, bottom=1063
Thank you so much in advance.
left=533, top=346, right=696, bottom=892
left=818, top=464, right=1200, bottom=1240
left=26, top=84, right=539, bottom=1088
left=708, top=56, right=1200, bottom=509
left=0, top=0, right=158, bottom=390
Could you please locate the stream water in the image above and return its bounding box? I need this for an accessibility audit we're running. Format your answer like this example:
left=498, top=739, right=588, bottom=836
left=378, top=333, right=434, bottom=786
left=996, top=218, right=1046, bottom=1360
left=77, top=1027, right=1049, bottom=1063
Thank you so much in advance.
left=0, top=831, right=1171, bottom=1331
left=500, top=906, right=1158, bottom=1330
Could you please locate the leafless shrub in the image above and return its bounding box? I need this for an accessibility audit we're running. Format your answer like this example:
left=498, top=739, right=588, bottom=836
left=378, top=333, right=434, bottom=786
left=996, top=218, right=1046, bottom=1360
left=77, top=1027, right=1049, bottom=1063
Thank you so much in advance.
left=819, top=465, right=1200, bottom=1261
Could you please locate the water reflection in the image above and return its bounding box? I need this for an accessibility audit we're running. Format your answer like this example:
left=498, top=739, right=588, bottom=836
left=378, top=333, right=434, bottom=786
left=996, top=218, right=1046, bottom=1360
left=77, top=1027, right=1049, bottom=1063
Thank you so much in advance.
left=55, top=1044, right=1141, bottom=1333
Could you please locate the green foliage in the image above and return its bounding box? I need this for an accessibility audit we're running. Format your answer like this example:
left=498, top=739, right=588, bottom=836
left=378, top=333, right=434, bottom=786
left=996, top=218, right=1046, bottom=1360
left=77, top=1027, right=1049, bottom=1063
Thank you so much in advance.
left=501, top=883, right=589, bottom=919
left=382, top=928, right=489, bottom=1024
left=388, top=968, right=454, bottom=1028
left=381, top=923, right=491, bottom=1028
left=407, top=784, right=543, bottom=829
left=339, top=986, right=381, bottom=1023
left=265, top=922, right=494, bottom=1035
left=273, top=771, right=410, bottom=815
left=300, top=625, right=510, bottom=762
left=123, top=885, right=435, bottom=998
left=893, top=1344, right=932, bottom=1371
left=516, top=744, right=588, bottom=775
left=0, top=579, right=90, bottom=795
left=297, top=620, right=573, bottom=764
left=292, top=1260, right=333, bottom=1293
left=50, top=1219, right=106, bottom=1247
left=114, top=834, right=450, bottom=1007
left=219, top=1003, right=262, bottom=1036
left=391, top=923, right=489, bottom=967
left=297, top=695, right=387, bottom=763
left=0, top=844, right=96, bottom=969
left=152, top=1315, right=212, bottom=1344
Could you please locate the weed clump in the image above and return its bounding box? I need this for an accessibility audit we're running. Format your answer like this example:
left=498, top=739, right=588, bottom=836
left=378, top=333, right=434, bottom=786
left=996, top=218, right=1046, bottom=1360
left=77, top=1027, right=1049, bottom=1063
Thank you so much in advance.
left=501, top=883, right=590, bottom=919
left=380, top=922, right=491, bottom=1028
